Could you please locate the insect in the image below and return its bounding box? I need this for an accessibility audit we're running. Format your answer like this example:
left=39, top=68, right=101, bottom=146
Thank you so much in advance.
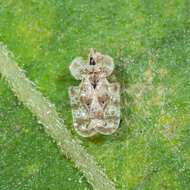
left=69, top=48, right=120, bottom=137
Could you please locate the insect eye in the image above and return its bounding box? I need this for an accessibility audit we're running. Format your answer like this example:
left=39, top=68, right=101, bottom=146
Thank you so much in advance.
left=86, top=103, right=91, bottom=110
left=92, top=83, right=96, bottom=89
left=100, top=101, right=105, bottom=107
left=90, top=57, right=96, bottom=65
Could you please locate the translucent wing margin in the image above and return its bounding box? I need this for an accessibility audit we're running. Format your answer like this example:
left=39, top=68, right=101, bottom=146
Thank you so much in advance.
left=102, top=55, right=114, bottom=77
left=96, top=83, right=120, bottom=135
left=69, top=86, right=97, bottom=137
left=69, top=57, right=86, bottom=80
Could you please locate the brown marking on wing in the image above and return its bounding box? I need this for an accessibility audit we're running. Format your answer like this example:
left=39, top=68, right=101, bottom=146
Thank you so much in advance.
left=71, top=104, right=80, bottom=110
left=112, top=100, right=120, bottom=107
left=76, top=118, right=90, bottom=125
left=95, top=126, right=116, bottom=134
left=75, top=125, right=97, bottom=137
left=70, top=87, right=78, bottom=96
left=74, top=118, right=97, bottom=137
left=72, top=62, right=81, bottom=69
left=95, top=55, right=104, bottom=62
left=113, top=84, right=118, bottom=92
left=104, top=116, right=120, bottom=120
left=104, top=58, right=112, bottom=66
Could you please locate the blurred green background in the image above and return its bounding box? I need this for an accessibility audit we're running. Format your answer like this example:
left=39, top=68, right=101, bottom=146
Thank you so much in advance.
left=0, top=0, right=190, bottom=189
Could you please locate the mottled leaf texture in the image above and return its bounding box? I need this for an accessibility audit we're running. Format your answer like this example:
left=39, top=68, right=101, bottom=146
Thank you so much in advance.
left=0, top=43, right=117, bottom=190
